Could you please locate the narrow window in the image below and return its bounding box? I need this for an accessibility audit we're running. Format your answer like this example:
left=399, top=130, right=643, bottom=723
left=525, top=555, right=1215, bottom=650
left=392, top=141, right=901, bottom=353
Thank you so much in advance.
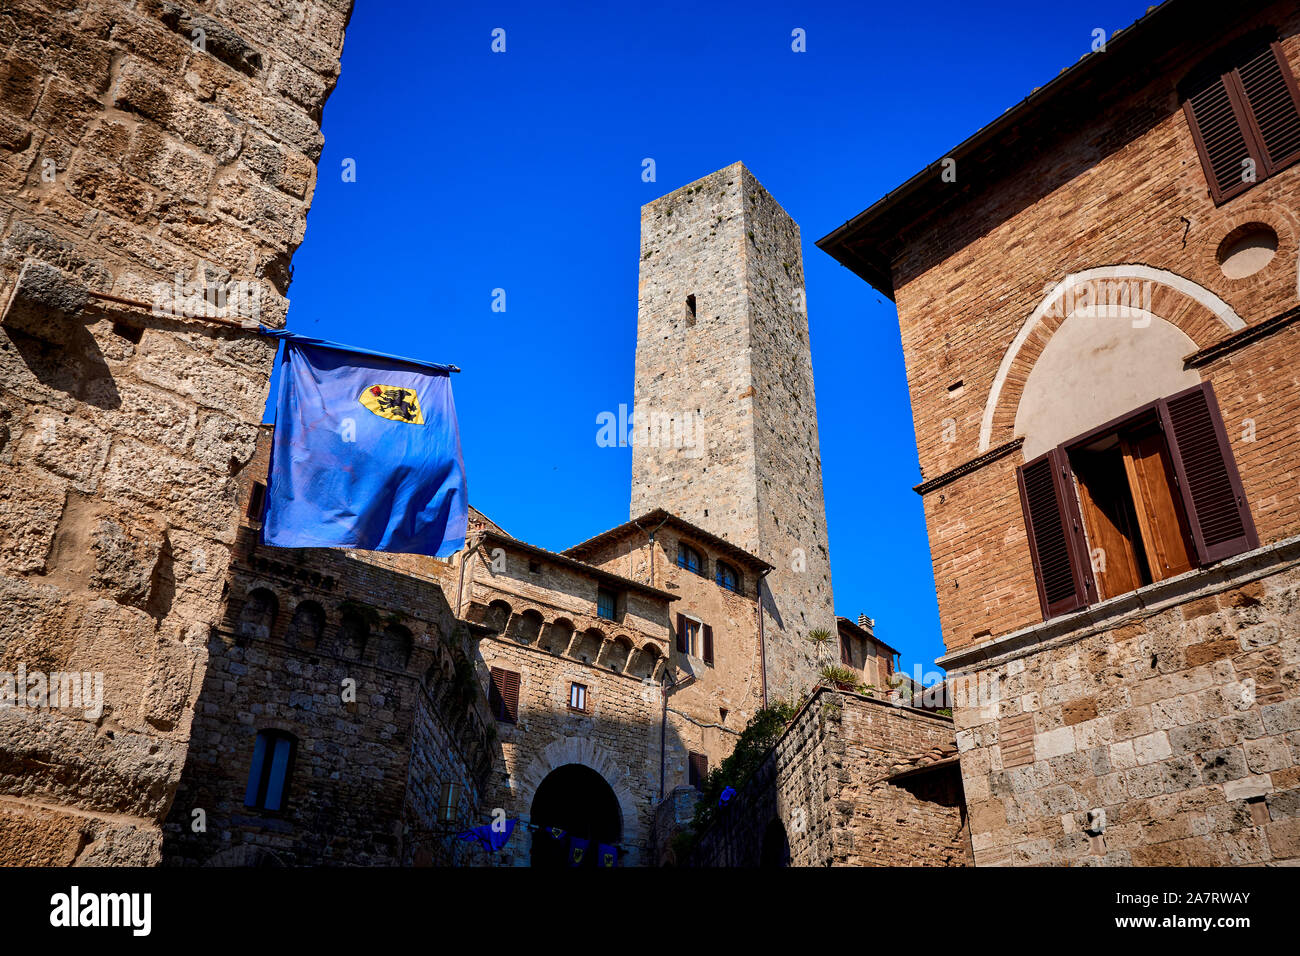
left=1019, top=382, right=1257, bottom=620
left=715, top=561, right=740, bottom=593
left=528, top=560, right=541, bottom=574
left=488, top=667, right=520, bottom=723
left=596, top=586, right=617, bottom=621
left=684, top=294, right=697, bottom=327
left=569, top=682, right=587, bottom=712
left=244, top=730, right=296, bottom=811
left=676, top=614, right=702, bottom=657
left=840, top=632, right=853, bottom=666
left=247, top=481, right=266, bottom=522
left=438, top=782, right=462, bottom=823
left=677, top=543, right=703, bottom=576
left=688, top=751, right=708, bottom=788
left=1184, top=40, right=1300, bottom=203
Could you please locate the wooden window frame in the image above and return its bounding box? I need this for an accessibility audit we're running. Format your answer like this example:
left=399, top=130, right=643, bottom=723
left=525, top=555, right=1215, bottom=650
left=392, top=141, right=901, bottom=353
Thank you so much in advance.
left=687, top=751, right=708, bottom=789
left=714, top=561, right=741, bottom=594
left=488, top=666, right=520, bottom=724
left=1019, top=382, right=1258, bottom=621
left=677, top=542, right=704, bottom=577
left=244, top=729, right=296, bottom=812
left=596, top=586, right=618, bottom=622
left=568, top=682, right=588, bottom=713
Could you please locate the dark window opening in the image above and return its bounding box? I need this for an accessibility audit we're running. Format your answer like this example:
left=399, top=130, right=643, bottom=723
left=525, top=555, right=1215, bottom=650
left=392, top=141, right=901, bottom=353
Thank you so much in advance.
left=840, top=632, right=854, bottom=666
left=596, top=586, right=617, bottom=621
left=438, top=782, right=462, bottom=823
left=247, top=481, right=266, bottom=522
left=688, top=751, right=708, bottom=788
left=529, top=560, right=541, bottom=574
left=684, top=294, right=697, bottom=327
left=244, top=729, right=296, bottom=811
left=677, top=543, right=704, bottom=576
left=715, top=561, right=741, bottom=593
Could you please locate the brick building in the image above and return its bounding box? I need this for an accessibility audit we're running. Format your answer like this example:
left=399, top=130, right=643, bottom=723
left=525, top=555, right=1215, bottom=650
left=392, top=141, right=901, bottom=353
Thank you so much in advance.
left=821, top=0, right=1300, bottom=864
left=0, top=0, right=351, bottom=865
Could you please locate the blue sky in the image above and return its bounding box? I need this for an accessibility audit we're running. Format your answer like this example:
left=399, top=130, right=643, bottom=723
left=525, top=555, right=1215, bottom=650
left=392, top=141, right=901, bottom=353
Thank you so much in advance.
left=274, top=0, right=1155, bottom=675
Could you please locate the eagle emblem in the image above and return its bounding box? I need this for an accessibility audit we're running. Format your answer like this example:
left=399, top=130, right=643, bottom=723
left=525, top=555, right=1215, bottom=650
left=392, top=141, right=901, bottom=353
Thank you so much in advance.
left=358, top=384, right=424, bottom=424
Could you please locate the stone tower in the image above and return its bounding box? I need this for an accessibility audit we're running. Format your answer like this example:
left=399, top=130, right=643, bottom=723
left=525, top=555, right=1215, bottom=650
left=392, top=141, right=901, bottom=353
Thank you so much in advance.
left=631, top=162, right=836, bottom=702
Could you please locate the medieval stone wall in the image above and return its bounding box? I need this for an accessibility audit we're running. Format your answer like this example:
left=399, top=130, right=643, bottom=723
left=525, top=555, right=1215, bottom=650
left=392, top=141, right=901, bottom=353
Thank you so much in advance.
left=691, top=688, right=969, bottom=867
left=0, top=0, right=350, bottom=865
left=162, top=431, right=492, bottom=866
left=950, top=545, right=1300, bottom=865
left=630, top=162, right=837, bottom=706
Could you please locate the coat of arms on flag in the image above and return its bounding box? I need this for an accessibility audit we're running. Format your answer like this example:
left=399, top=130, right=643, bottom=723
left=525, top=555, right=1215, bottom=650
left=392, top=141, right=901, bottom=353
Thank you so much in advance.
left=359, top=384, right=424, bottom=424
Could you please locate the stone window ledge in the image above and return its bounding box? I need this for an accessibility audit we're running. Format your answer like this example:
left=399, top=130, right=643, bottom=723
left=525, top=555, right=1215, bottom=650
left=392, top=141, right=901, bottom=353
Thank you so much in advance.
left=936, top=534, right=1300, bottom=675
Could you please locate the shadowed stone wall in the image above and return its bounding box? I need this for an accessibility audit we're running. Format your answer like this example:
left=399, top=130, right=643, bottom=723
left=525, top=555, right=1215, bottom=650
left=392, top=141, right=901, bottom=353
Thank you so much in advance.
left=0, top=0, right=351, bottom=864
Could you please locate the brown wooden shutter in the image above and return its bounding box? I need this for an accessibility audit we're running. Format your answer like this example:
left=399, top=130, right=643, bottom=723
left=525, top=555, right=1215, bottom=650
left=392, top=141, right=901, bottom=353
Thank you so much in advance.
left=1017, top=447, right=1096, bottom=619
left=840, top=633, right=852, bottom=665
left=1185, top=74, right=1260, bottom=203
left=1236, top=42, right=1300, bottom=175
left=489, top=667, right=519, bottom=723
left=503, top=670, right=520, bottom=722
left=1158, top=382, right=1258, bottom=565
left=675, top=614, right=687, bottom=653
left=702, top=624, right=714, bottom=665
left=688, top=751, right=708, bottom=788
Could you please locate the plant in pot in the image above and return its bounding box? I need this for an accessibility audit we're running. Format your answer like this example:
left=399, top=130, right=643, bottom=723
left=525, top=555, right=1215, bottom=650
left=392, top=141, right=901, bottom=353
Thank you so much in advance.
left=819, top=664, right=860, bottom=692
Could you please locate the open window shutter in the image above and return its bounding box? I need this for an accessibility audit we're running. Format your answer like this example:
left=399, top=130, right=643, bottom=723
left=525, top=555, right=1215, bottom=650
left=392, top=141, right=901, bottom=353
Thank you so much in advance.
left=675, top=614, right=687, bottom=653
left=1185, top=73, right=1261, bottom=203
left=1017, top=447, right=1095, bottom=619
left=702, top=624, right=714, bottom=665
left=1234, top=42, right=1300, bottom=175
left=688, top=752, right=708, bottom=787
left=488, top=667, right=507, bottom=720
left=1158, top=382, right=1258, bottom=565
left=503, top=670, right=520, bottom=723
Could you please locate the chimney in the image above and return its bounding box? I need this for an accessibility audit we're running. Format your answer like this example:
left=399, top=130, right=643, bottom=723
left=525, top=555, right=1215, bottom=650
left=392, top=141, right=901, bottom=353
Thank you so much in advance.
left=857, top=613, right=874, bottom=633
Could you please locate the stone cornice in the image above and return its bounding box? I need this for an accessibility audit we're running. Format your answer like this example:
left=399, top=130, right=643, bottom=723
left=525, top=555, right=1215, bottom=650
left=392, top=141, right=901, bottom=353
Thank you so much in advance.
left=913, top=438, right=1024, bottom=496
left=936, top=534, right=1300, bottom=674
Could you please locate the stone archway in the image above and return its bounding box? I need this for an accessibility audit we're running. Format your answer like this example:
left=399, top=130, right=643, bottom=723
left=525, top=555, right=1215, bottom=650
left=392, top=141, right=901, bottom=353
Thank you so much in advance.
left=528, top=764, right=623, bottom=867
left=515, top=738, right=640, bottom=866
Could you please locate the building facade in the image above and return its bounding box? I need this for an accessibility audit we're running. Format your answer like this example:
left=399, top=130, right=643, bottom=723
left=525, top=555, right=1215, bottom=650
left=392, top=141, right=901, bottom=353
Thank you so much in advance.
left=0, top=0, right=351, bottom=865
left=821, top=0, right=1300, bottom=864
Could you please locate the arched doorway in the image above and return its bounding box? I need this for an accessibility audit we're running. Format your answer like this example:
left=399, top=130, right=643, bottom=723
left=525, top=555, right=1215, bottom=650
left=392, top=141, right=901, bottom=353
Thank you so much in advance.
left=760, top=819, right=790, bottom=867
left=529, top=764, right=622, bottom=867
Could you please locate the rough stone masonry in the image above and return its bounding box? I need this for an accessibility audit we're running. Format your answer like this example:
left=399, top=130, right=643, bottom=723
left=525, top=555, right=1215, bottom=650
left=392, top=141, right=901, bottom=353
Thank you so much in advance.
left=0, top=0, right=351, bottom=865
left=631, top=163, right=838, bottom=704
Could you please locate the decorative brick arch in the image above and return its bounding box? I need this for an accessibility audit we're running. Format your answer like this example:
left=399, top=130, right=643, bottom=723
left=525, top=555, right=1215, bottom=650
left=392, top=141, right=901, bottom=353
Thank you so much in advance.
left=514, top=739, right=637, bottom=839
left=978, top=265, right=1245, bottom=452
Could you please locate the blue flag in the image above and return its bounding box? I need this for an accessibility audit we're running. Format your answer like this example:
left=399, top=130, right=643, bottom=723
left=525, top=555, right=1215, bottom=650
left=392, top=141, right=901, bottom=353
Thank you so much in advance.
left=456, top=818, right=516, bottom=853
left=598, top=843, right=618, bottom=868
left=260, top=330, right=468, bottom=557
